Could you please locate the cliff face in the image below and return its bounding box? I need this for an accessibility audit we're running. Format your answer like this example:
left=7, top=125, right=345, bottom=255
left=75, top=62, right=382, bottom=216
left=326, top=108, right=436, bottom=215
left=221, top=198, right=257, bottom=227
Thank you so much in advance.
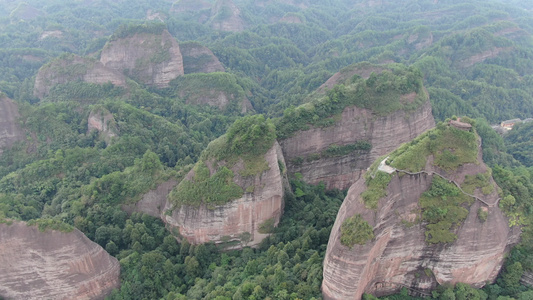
left=87, top=107, right=118, bottom=144
left=180, top=42, right=225, bottom=74
left=322, top=130, right=518, bottom=299
left=33, top=54, right=127, bottom=99
left=100, top=29, right=184, bottom=88
left=0, top=95, right=23, bottom=156
left=0, top=221, right=120, bottom=300
left=280, top=100, right=435, bottom=190
left=163, top=142, right=287, bottom=247
left=210, top=0, right=245, bottom=32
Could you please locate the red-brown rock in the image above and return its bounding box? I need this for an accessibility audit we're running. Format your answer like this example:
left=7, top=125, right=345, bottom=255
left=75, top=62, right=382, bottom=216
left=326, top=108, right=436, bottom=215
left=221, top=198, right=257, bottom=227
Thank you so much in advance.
left=0, top=221, right=120, bottom=300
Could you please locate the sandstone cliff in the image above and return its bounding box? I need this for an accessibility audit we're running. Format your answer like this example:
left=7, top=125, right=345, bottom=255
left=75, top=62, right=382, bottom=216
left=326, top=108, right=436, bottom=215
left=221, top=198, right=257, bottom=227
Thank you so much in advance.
left=164, top=141, right=287, bottom=247
left=322, top=124, right=518, bottom=299
left=33, top=54, right=127, bottom=99
left=0, top=94, right=23, bottom=156
left=0, top=221, right=120, bottom=300
left=100, top=28, right=184, bottom=88
left=280, top=64, right=435, bottom=190
left=87, top=107, right=118, bottom=144
left=210, top=0, right=245, bottom=32
left=163, top=116, right=286, bottom=247
left=180, top=42, right=225, bottom=74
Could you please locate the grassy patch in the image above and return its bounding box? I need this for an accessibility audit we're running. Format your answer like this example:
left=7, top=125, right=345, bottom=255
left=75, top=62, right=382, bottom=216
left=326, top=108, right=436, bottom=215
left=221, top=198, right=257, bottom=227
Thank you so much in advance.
left=420, top=177, right=473, bottom=244
left=389, top=122, right=478, bottom=172
left=362, top=172, right=392, bottom=209
left=340, top=214, right=374, bottom=248
left=462, top=170, right=494, bottom=195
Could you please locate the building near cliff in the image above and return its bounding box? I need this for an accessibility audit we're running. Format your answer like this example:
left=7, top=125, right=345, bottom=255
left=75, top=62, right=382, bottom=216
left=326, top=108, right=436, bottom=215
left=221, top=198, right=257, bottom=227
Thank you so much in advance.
left=500, top=118, right=522, bottom=130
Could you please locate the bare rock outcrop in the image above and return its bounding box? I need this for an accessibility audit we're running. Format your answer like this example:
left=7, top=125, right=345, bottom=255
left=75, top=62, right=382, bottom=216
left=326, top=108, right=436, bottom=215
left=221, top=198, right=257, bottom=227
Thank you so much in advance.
left=87, top=107, right=118, bottom=144
left=100, top=29, right=184, bottom=88
left=163, top=142, right=287, bottom=247
left=0, top=94, right=23, bottom=156
left=180, top=42, right=225, bottom=74
left=33, top=54, right=127, bottom=99
left=122, top=179, right=178, bottom=218
left=280, top=100, right=435, bottom=190
left=0, top=221, right=120, bottom=300
left=322, top=131, right=518, bottom=299
left=210, top=0, right=245, bottom=32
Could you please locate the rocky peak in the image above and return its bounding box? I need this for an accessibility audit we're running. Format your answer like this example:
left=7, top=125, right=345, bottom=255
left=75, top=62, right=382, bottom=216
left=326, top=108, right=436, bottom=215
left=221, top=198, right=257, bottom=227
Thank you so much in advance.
left=0, top=94, right=23, bottom=156
left=0, top=221, right=120, bottom=300
left=279, top=63, right=435, bottom=190
left=87, top=107, right=118, bottom=144
left=33, top=54, right=127, bottom=99
left=210, top=0, right=245, bottom=32
left=180, top=42, right=225, bottom=74
left=322, top=123, right=518, bottom=299
left=100, top=25, right=184, bottom=88
left=162, top=115, right=287, bottom=247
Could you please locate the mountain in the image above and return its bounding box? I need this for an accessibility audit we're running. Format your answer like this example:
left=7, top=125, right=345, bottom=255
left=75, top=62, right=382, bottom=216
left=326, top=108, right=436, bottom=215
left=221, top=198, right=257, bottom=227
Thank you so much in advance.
left=100, top=24, right=184, bottom=88
left=279, top=63, right=435, bottom=189
left=0, top=220, right=120, bottom=300
left=322, top=119, right=519, bottom=299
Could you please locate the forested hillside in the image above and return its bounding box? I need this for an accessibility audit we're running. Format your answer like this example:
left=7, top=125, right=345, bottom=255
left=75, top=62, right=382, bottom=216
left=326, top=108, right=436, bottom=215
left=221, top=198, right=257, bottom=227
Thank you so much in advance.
left=1, top=0, right=533, bottom=299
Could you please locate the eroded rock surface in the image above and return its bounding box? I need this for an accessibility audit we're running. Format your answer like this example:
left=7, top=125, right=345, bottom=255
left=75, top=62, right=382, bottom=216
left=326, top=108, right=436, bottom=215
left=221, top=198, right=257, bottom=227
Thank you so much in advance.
left=33, top=54, right=127, bottom=99
left=87, top=107, right=118, bottom=144
left=180, top=42, right=225, bottom=74
left=100, top=29, right=184, bottom=88
left=280, top=100, right=435, bottom=190
left=163, top=142, right=287, bottom=247
left=0, top=221, right=120, bottom=300
left=210, top=0, right=245, bottom=32
left=322, top=140, right=518, bottom=299
left=0, top=95, right=23, bottom=155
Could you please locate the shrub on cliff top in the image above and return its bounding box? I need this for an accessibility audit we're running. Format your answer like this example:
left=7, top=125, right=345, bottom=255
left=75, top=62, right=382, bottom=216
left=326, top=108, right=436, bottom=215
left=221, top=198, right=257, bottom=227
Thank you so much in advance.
left=110, top=23, right=166, bottom=41
left=340, top=214, right=374, bottom=248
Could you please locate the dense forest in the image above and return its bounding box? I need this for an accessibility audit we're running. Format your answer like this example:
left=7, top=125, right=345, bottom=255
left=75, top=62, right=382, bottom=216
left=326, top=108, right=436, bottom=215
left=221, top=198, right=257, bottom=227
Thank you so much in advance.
left=2, top=0, right=533, bottom=299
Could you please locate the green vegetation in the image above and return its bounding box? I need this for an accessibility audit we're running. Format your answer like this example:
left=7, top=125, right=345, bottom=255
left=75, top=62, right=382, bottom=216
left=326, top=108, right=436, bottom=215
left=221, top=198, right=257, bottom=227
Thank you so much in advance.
left=27, top=218, right=74, bottom=232
left=169, top=115, right=276, bottom=208
left=389, top=121, right=478, bottom=172
left=420, top=177, right=474, bottom=244
left=478, top=208, right=488, bottom=222
left=109, top=23, right=166, bottom=41
left=462, top=171, right=494, bottom=195
left=276, top=64, right=427, bottom=139
left=340, top=214, right=374, bottom=248
left=362, top=172, right=392, bottom=210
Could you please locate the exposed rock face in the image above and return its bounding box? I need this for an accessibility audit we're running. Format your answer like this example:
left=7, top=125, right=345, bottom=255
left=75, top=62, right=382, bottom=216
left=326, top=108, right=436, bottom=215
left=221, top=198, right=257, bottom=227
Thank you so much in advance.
left=0, top=94, right=23, bottom=156
left=180, top=42, right=225, bottom=74
left=171, top=0, right=212, bottom=13
left=0, top=221, right=120, bottom=300
left=100, top=29, right=184, bottom=88
left=210, top=0, right=245, bottom=32
left=280, top=100, right=435, bottom=190
left=33, top=54, right=127, bottom=99
left=317, top=63, right=385, bottom=93
left=163, top=142, right=287, bottom=247
left=87, top=107, right=118, bottom=144
left=279, top=14, right=303, bottom=24
left=322, top=141, right=518, bottom=299
left=122, top=179, right=178, bottom=218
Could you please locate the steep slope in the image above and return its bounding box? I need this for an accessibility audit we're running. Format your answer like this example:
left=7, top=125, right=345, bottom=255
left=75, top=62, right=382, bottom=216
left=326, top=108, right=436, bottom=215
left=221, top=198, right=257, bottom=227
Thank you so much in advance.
left=210, top=0, right=245, bottom=32
left=180, top=42, right=225, bottom=74
left=0, top=221, right=120, bottom=300
left=33, top=54, right=127, bottom=99
left=279, top=63, right=435, bottom=190
left=100, top=25, right=184, bottom=88
left=163, top=115, right=287, bottom=247
left=322, top=121, right=519, bottom=299
left=0, top=94, right=23, bottom=155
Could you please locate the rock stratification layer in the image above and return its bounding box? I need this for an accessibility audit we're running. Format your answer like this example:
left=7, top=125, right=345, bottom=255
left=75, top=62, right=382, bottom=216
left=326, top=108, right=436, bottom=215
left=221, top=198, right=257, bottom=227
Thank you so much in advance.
left=0, top=95, right=23, bottom=155
left=163, top=142, right=287, bottom=247
left=322, top=130, right=518, bottom=300
left=280, top=100, right=435, bottom=190
left=100, top=29, right=184, bottom=88
left=0, top=221, right=120, bottom=300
